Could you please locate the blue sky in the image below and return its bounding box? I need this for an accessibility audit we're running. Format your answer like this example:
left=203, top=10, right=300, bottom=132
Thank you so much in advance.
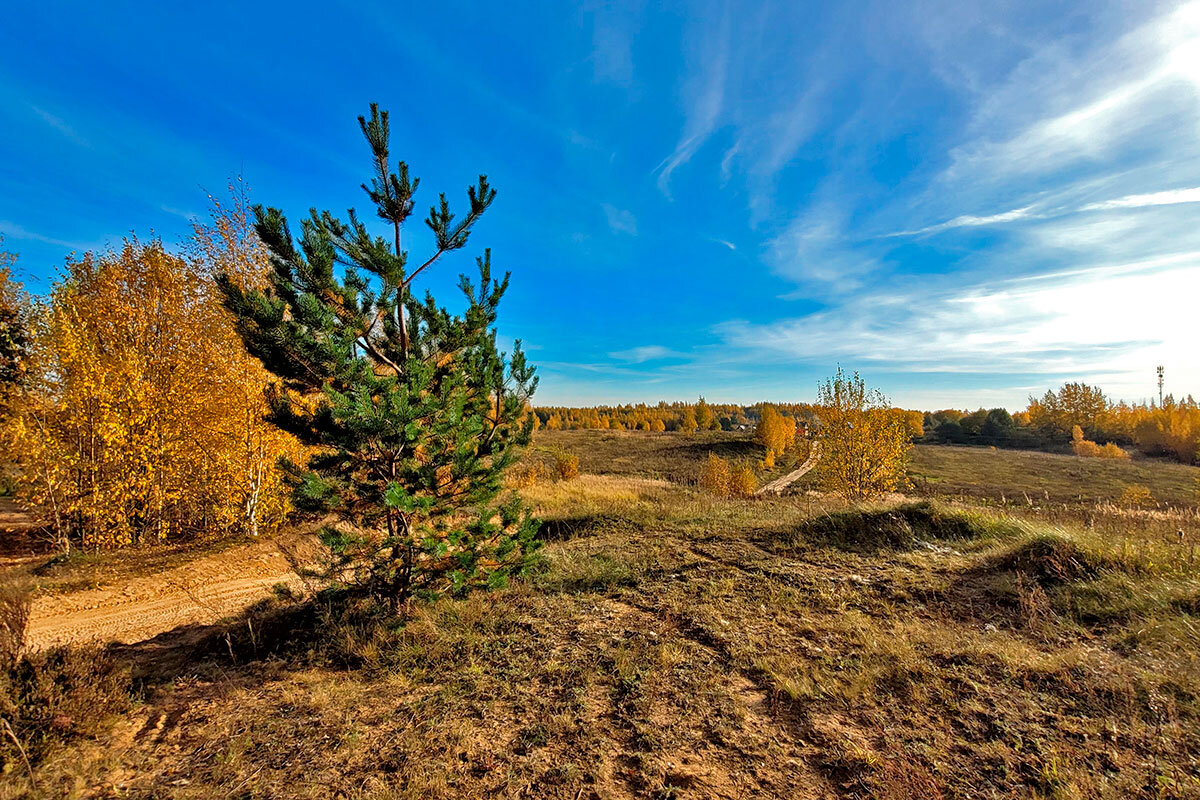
left=2, top=0, right=1198, bottom=409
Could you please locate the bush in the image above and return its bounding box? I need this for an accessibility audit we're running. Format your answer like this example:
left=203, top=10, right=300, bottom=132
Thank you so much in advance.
left=815, top=369, right=912, bottom=500
left=1119, top=484, right=1154, bottom=508
left=0, top=646, right=133, bottom=769
left=1071, top=426, right=1129, bottom=459
left=699, top=453, right=732, bottom=496
left=508, top=460, right=549, bottom=489
left=729, top=463, right=758, bottom=497
left=550, top=448, right=579, bottom=481
left=1099, top=442, right=1130, bottom=459
left=0, top=578, right=30, bottom=667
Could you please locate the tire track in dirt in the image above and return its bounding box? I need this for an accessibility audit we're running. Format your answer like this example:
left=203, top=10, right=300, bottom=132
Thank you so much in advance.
left=26, top=538, right=304, bottom=650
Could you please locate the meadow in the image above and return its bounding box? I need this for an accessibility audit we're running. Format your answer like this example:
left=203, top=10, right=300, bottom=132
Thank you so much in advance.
left=3, top=430, right=1198, bottom=799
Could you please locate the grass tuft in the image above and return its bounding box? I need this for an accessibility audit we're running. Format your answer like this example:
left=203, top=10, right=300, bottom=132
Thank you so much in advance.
left=781, top=500, right=1025, bottom=552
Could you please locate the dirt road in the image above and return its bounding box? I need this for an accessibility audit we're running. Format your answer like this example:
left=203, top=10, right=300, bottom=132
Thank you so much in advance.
left=24, top=537, right=302, bottom=651
left=755, top=440, right=823, bottom=495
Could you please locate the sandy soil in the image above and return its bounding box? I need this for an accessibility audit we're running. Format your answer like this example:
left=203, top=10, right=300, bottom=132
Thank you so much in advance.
left=4, top=505, right=303, bottom=650
left=27, top=559, right=298, bottom=650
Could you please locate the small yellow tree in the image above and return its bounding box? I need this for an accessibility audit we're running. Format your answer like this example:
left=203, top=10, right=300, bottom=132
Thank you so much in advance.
left=698, top=453, right=731, bottom=495
left=729, top=462, right=757, bottom=497
left=679, top=408, right=698, bottom=434
left=755, top=405, right=794, bottom=460
left=815, top=368, right=911, bottom=500
left=695, top=396, right=715, bottom=430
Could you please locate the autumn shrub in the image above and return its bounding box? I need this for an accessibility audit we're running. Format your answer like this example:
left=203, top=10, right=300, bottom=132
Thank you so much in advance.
left=0, top=645, right=133, bottom=769
left=5, top=205, right=304, bottom=549
left=1070, top=425, right=1129, bottom=459
left=755, top=405, right=794, bottom=461
left=0, top=578, right=29, bottom=668
left=508, top=461, right=550, bottom=489
left=699, top=453, right=732, bottom=496
left=729, top=463, right=758, bottom=497
left=1099, top=442, right=1130, bottom=459
left=551, top=448, right=580, bottom=481
left=1119, top=484, right=1154, bottom=508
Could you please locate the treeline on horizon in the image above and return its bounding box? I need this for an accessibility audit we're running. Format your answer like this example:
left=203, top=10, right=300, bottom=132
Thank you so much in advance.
left=534, top=382, right=1200, bottom=465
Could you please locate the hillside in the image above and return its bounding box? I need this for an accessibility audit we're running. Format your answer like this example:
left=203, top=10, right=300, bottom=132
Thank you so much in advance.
left=4, top=431, right=1198, bottom=798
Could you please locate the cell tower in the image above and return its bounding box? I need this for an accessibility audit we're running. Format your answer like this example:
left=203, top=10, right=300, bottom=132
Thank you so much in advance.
left=1157, top=365, right=1164, bottom=407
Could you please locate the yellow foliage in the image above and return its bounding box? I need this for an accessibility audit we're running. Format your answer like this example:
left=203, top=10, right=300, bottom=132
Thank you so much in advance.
left=1100, top=442, right=1130, bottom=459
left=1071, top=425, right=1130, bottom=459
left=699, top=453, right=731, bottom=495
left=1119, top=484, right=1154, bottom=508
left=901, top=410, right=924, bottom=439
left=551, top=448, right=579, bottom=481
left=679, top=408, right=698, bottom=435
left=729, top=463, right=757, bottom=497
left=695, top=396, right=715, bottom=430
left=755, top=405, right=794, bottom=460
left=508, top=460, right=549, bottom=489
left=5, top=193, right=303, bottom=549
left=815, top=368, right=912, bottom=500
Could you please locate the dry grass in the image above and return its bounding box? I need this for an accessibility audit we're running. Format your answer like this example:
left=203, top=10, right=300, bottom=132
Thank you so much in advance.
left=4, top=431, right=1200, bottom=798
left=909, top=443, right=1200, bottom=509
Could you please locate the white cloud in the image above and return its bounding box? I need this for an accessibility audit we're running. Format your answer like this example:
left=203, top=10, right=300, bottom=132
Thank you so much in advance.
left=655, top=3, right=729, bottom=197
left=1080, top=186, right=1200, bottom=211
left=608, top=345, right=682, bottom=363
left=888, top=206, right=1038, bottom=237
left=938, top=1, right=1200, bottom=196
left=601, top=203, right=638, bottom=236
left=765, top=202, right=879, bottom=293
left=0, top=220, right=93, bottom=250
left=718, top=253, right=1200, bottom=403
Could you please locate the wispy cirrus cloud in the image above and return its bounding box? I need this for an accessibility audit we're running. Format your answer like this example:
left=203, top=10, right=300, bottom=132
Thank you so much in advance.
left=654, top=1, right=730, bottom=198
left=31, top=105, right=91, bottom=148
left=0, top=220, right=94, bottom=250
left=601, top=203, right=638, bottom=236
left=608, top=344, right=683, bottom=363
left=886, top=206, right=1038, bottom=237
left=1080, top=186, right=1200, bottom=211
left=718, top=253, right=1200, bottom=401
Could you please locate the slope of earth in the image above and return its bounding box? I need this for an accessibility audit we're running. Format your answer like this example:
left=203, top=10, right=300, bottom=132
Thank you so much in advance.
left=9, top=474, right=1199, bottom=799
left=12, top=532, right=303, bottom=650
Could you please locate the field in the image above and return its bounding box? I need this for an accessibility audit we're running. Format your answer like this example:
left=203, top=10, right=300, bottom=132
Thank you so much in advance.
left=535, top=429, right=1200, bottom=509
left=3, top=431, right=1200, bottom=798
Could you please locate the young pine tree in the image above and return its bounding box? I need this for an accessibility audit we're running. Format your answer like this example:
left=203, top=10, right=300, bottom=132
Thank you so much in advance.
left=219, top=104, right=539, bottom=606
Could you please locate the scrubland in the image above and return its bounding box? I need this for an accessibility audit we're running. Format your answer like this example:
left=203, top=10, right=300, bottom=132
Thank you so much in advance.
left=2, top=430, right=1199, bottom=799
